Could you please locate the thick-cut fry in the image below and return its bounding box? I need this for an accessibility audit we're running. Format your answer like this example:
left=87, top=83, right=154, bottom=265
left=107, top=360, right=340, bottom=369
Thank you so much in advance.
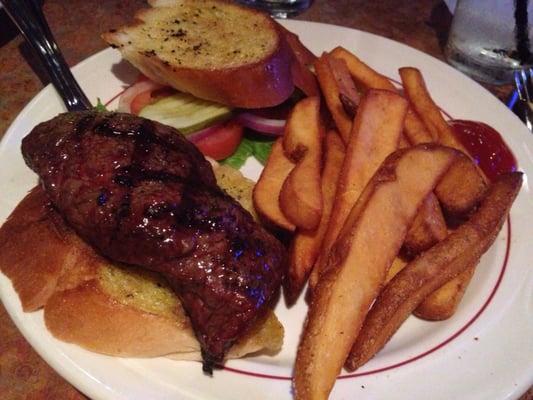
left=252, top=139, right=296, bottom=231
left=314, top=54, right=353, bottom=142
left=277, top=22, right=319, bottom=96
left=399, top=67, right=466, bottom=150
left=327, top=52, right=445, bottom=260
left=308, top=89, right=407, bottom=289
left=330, top=46, right=395, bottom=91
left=402, top=193, right=448, bottom=258
left=414, top=264, right=476, bottom=320
left=277, top=22, right=317, bottom=66
left=385, top=257, right=408, bottom=284
left=330, top=47, right=434, bottom=144
left=346, top=172, right=522, bottom=371
left=403, top=108, right=435, bottom=144
left=435, top=154, right=488, bottom=220
left=285, top=132, right=345, bottom=303
left=294, top=144, right=458, bottom=400
left=327, top=56, right=360, bottom=115
left=280, top=96, right=323, bottom=230
left=282, top=96, right=322, bottom=161
left=399, top=67, right=488, bottom=218
left=291, top=56, right=320, bottom=97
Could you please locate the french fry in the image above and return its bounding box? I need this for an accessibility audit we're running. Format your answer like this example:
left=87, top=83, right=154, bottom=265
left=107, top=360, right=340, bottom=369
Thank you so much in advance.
left=252, top=139, right=296, bottom=231
left=277, top=23, right=317, bottom=66
left=414, top=265, right=476, bottom=320
left=277, top=22, right=319, bottom=96
left=282, top=96, right=322, bottom=161
left=329, top=47, right=434, bottom=145
left=385, top=256, right=408, bottom=284
left=399, top=67, right=466, bottom=150
left=435, top=154, right=488, bottom=220
left=329, top=50, right=485, bottom=319
left=280, top=96, right=324, bottom=230
left=294, top=144, right=458, bottom=400
left=330, top=46, right=395, bottom=91
left=399, top=67, right=488, bottom=218
left=285, top=132, right=345, bottom=303
left=314, top=54, right=354, bottom=142
left=403, top=108, right=436, bottom=144
left=398, top=66, right=487, bottom=318
left=308, top=89, right=407, bottom=289
left=291, top=55, right=320, bottom=97
left=402, top=193, right=448, bottom=258
left=346, top=172, right=522, bottom=371
left=327, top=56, right=360, bottom=117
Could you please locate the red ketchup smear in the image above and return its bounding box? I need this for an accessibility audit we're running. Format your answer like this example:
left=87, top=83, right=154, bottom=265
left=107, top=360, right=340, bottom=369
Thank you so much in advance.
left=449, top=120, right=518, bottom=182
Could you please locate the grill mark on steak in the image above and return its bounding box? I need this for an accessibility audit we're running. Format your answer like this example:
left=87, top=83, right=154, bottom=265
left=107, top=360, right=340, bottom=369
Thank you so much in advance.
left=21, top=111, right=285, bottom=370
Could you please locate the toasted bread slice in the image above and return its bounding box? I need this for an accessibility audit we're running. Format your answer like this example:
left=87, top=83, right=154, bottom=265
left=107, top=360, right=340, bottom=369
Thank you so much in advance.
left=102, top=0, right=294, bottom=108
left=0, top=167, right=283, bottom=360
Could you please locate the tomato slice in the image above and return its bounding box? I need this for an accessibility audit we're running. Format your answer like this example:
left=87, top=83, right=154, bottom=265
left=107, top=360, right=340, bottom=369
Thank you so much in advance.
left=130, top=87, right=177, bottom=115
left=130, top=90, right=153, bottom=115
left=194, top=121, right=244, bottom=160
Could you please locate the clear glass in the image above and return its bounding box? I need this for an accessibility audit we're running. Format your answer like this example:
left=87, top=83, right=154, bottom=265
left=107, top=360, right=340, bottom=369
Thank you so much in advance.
left=234, top=0, right=312, bottom=18
left=445, top=0, right=533, bottom=84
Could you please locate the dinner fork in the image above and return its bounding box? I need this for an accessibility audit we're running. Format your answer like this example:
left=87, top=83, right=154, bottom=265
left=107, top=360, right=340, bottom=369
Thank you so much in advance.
left=512, top=68, right=533, bottom=132
left=0, top=0, right=91, bottom=111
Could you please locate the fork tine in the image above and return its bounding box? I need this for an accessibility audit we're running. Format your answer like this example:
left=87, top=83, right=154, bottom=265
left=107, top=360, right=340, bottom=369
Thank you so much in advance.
left=515, top=70, right=526, bottom=101
left=520, top=69, right=531, bottom=102
left=527, top=68, right=533, bottom=101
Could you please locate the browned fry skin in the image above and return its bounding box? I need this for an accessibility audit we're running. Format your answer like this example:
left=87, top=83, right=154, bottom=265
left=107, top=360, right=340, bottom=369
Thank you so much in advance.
left=414, top=264, right=476, bottom=320
left=435, top=154, right=488, bottom=222
left=385, top=257, right=409, bottom=284
left=285, top=131, right=345, bottom=303
left=327, top=56, right=361, bottom=113
left=402, top=193, right=448, bottom=259
left=294, top=144, right=458, bottom=400
left=308, top=89, right=407, bottom=290
left=314, top=53, right=354, bottom=142
left=346, top=172, right=522, bottom=371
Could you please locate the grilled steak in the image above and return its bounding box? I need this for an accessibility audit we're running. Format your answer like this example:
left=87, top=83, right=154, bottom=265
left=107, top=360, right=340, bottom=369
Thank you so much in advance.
left=21, top=111, right=285, bottom=369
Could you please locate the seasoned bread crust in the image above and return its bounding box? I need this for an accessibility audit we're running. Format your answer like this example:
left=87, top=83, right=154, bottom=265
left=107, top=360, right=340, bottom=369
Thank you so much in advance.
left=0, top=166, right=283, bottom=360
left=102, top=0, right=294, bottom=108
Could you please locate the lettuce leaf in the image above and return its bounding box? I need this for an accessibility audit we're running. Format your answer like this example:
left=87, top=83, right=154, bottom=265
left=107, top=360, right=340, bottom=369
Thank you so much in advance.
left=94, top=98, right=108, bottom=112
left=222, top=135, right=274, bottom=169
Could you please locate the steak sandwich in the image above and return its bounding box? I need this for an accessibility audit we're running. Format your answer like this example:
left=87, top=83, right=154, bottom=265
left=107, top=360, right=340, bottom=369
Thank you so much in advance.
left=17, top=111, right=285, bottom=370
left=1, top=0, right=312, bottom=373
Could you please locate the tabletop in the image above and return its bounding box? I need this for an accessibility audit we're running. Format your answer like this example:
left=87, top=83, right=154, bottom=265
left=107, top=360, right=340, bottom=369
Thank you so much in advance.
left=0, top=1, right=530, bottom=399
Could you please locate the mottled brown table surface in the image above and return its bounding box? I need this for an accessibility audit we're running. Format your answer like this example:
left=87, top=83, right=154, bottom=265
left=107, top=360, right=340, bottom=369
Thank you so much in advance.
left=0, top=1, right=530, bottom=399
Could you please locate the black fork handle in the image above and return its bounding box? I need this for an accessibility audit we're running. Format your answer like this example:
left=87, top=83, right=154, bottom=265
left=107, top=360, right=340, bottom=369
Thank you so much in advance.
left=1, top=0, right=92, bottom=111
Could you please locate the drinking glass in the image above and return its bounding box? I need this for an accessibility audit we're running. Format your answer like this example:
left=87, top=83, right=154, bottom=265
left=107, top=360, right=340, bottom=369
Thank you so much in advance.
left=445, top=0, right=533, bottom=84
left=234, top=0, right=312, bottom=18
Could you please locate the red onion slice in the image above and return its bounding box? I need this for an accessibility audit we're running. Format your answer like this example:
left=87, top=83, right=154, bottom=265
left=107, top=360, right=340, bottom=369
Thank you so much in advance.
left=186, top=121, right=227, bottom=144
left=236, top=112, right=286, bottom=136
left=117, top=79, right=165, bottom=113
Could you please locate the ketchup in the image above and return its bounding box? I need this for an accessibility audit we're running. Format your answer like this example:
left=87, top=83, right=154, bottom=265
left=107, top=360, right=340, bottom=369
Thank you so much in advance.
left=449, top=120, right=518, bottom=182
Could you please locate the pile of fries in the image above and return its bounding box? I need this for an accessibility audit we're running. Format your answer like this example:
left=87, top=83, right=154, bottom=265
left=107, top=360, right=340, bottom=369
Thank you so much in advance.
left=253, top=47, right=522, bottom=400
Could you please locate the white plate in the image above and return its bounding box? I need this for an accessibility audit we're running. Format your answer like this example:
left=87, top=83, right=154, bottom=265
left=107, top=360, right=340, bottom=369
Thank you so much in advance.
left=1, top=20, right=532, bottom=400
